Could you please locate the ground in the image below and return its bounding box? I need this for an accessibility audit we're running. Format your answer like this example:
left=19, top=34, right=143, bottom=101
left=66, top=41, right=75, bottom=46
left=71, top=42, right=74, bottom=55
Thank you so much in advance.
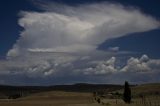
left=0, top=91, right=100, bottom=106
left=0, top=83, right=160, bottom=106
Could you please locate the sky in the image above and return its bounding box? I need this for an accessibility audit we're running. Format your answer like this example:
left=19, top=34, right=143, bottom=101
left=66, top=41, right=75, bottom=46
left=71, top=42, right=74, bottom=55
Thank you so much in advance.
left=0, top=0, right=160, bottom=85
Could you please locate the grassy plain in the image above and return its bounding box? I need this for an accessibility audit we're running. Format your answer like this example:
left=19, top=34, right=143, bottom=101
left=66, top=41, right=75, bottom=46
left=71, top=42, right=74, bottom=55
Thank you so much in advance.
left=0, top=91, right=100, bottom=106
left=101, top=96, right=160, bottom=106
left=0, top=83, right=160, bottom=106
left=100, top=83, right=160, bottom=106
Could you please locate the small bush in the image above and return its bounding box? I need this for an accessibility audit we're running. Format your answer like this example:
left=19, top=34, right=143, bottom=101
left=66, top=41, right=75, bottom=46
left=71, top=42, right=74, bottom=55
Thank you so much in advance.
left=97, top=98, right=101, bottom=104
left=8, top=93, right=21, bottom=99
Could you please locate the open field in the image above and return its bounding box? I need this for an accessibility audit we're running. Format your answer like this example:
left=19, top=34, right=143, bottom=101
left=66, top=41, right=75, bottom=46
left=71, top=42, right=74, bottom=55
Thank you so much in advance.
left=0, top=91, right=100, bottom=106
left=100, top=96, right=160, bottom=106
left=131, top=83, right=160, bottom=96
left=97, top=83, right=160, bottom=106
left=1, top=94, right=159, bottom=106
left=0, top=83, right=160, bottom=106
left=0, top=83, right=123, bottom=99
left=112, top=83, right=160, bottom=97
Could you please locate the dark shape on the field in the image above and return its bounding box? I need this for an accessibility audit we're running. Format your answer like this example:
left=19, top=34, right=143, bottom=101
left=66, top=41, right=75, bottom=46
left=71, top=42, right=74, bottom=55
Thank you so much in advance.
left=123, top=81, right=131, bottom=103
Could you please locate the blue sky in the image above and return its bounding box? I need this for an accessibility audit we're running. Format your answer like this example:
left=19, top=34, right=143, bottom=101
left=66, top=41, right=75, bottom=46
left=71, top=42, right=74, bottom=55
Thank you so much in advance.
left=0, top=0, right=160, bottom=85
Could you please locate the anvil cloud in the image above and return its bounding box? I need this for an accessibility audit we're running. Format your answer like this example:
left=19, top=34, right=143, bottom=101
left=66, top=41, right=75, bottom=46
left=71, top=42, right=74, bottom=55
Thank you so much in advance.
left=8, top=2, right=159, bottom=56
left=0, top=1, right=159, bottom=85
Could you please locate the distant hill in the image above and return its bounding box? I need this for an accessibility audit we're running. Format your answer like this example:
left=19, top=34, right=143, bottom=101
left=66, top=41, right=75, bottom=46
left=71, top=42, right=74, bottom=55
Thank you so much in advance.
left=114, top=83, right=160, bottom=97
left=1, top=83, right=160, bottom=99
left=51, top=83, right=123, bottom=92
left=131, top=83, right=160, bottom=96
left=0, top=83, right=123, bottom=99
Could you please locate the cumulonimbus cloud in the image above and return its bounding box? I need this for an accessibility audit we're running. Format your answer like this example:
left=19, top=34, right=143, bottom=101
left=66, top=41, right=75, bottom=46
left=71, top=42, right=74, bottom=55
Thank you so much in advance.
left=1, top=1, right=160, bottom=85
left=7, top=2, right=160, bottom=57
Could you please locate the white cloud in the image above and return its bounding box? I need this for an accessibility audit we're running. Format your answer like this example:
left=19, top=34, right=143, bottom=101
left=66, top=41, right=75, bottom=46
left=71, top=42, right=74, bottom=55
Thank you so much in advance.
left=120, top=55, right=159, bottom=73
left=1, top=52, right=160, bottom=84
left=0, top=52, right=78, bottom=78
left=108, top=47, right=120, bottom=52
left=74, top=54, right=160, bottom=78
left=140, top=54, right=149, bottom=62
left=78, top=57, right=117, bottom=75
left=2, top=1, right=160, bottom=85
left=7, top=2, right=159, bottom=57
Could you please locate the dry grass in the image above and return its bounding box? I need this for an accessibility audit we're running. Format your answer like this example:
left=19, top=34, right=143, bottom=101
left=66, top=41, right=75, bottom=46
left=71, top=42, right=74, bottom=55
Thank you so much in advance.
left=97, top=84, right=160, bottom=106
left=132, top=83, right=160, bottom=95
left=0, top=91, right=101, bottom=106
left=101, top=96, right=160, bottom=106
left=1, top=83, right=160, bottom=106
left=111, top=83, right=160, bottom=99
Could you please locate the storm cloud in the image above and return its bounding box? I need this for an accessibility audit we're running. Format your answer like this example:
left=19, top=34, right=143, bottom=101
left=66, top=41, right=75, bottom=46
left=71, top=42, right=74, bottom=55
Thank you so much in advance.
left=7, top=2, right=159, bottom=56
left=1, top=1, right=160, bottom=85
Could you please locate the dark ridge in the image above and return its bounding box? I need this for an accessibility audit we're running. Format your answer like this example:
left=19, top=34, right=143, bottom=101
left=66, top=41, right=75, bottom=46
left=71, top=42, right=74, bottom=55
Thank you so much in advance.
left=0, top=83, right=123, bottom=99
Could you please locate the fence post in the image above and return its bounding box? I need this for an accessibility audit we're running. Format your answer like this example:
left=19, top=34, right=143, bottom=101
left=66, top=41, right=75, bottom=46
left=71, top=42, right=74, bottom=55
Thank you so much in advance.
left=149, top=101, right=152, bottom=106
left=116, top=99, right=117, bottom=104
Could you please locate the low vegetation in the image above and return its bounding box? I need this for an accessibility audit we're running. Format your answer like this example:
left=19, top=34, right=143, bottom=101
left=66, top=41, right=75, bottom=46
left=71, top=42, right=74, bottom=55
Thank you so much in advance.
left=93, top=83, right=160, bottom=106
left=0, top=83, right=160, bottom=106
